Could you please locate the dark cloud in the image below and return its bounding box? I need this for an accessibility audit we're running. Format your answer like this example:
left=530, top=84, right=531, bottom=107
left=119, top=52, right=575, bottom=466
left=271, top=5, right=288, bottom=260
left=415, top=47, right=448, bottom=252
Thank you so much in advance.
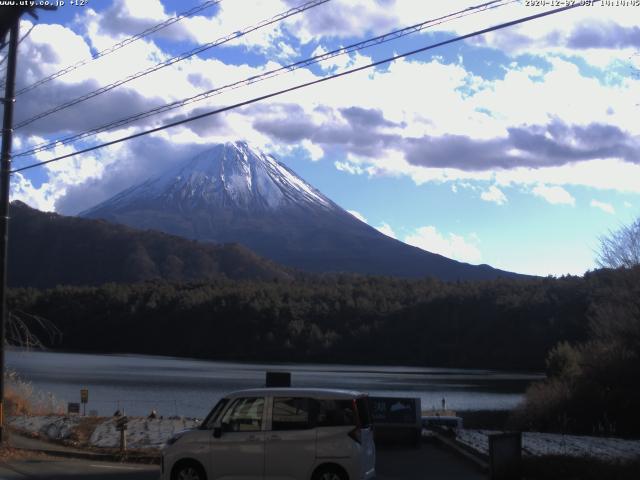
left=13, top=83, right=166, bottom=138
left=162, top=106, right=230, bottom=137
left=55, top=137, right=204, bottom=215
left=406, top=121, right=639, bottom=171
left=252, top=104, right=316, bottom=143
left=405, top=135, right=508, bottom=170
left=85, top=1, right=205, bottom=44
left=283, top=0, right=398, bottom=40
left=508, top=122, right=636, bottom=164
left=12, top=34, right=172, bottom=139
left=339, top=106, right=401, bottom=128
left=251, top=103, right=400, bottom=157
left=252, top=103, right=639, bottom=171
left=567, top=22, right=640, bottom=49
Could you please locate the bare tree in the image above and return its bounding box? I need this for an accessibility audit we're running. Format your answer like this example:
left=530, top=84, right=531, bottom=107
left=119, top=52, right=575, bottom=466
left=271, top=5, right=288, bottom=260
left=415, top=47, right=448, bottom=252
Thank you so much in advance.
left=7, top=311, right=61, bottom=349
left=596, top=217, right=640, bottom=269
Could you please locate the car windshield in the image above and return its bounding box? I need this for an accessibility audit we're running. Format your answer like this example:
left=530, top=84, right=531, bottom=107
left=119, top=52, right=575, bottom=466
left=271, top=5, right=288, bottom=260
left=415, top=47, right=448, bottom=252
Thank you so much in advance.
left=201, top=398, right=229, bottom=429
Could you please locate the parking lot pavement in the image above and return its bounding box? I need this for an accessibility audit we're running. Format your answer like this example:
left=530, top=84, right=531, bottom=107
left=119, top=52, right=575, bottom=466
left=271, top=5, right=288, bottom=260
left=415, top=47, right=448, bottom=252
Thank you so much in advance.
left=0, top=442, right=484, bottom=480
left=377, top=443, right=487, bottom=480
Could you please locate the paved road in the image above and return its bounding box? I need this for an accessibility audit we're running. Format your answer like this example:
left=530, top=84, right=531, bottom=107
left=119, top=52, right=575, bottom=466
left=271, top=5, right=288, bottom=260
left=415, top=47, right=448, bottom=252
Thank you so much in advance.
left=0, top=457, right=158, bottom=479
left=1, top=441, right=485, bottom=479
left=377, top=444, right=487, bottom=480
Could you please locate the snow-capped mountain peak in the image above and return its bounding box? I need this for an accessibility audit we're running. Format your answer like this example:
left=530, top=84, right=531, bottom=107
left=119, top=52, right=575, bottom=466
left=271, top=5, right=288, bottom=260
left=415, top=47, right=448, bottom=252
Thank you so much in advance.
left=85, top=141, right=336, bottom=214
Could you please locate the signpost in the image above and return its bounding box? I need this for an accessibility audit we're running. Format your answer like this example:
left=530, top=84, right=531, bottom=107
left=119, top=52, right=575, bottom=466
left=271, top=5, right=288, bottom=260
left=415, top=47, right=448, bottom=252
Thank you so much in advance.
left=67, top=403, right=80, bottom=415
left=80, top=388, right=88, bottom=416
left=116, top=416, right=128, bottom=452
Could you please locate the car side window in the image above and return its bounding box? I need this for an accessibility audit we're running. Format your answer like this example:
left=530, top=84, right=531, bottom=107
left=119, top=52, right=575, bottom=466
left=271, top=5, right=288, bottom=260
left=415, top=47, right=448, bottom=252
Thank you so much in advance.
left=272, top=397, right=312, bottom=431
left=317, top=399, right=356, bottom=427
left=220, top=397, right=264, bottom=432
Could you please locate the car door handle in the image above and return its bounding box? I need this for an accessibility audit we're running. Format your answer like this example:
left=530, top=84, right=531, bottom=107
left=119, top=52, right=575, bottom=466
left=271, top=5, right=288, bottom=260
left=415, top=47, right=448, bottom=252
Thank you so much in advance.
left=269, top=435, right=281, bottom=441
left=247, top=435, right=259, bottom=441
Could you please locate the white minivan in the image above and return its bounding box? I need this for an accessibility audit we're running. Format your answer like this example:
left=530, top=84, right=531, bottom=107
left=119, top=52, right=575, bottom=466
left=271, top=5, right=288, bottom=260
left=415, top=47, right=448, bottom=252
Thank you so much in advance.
left=161, top=388, right=376, bottom=480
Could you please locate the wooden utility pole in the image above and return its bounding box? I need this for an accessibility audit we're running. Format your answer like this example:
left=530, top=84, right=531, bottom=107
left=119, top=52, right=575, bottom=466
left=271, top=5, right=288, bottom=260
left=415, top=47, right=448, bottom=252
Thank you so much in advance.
left=0, top=16, right=19, bottom=444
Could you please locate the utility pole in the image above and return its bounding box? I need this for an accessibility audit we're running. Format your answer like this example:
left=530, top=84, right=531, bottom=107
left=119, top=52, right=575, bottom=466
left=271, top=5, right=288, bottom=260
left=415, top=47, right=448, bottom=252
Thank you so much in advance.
left=0, top=17, right=19, bottom=444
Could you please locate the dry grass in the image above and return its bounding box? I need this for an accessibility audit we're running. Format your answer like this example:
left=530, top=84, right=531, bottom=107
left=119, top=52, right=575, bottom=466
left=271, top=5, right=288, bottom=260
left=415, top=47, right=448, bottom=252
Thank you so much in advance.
left=4, top=370, right=63, bottom=416
left=0, top=444, right=44, bottom=461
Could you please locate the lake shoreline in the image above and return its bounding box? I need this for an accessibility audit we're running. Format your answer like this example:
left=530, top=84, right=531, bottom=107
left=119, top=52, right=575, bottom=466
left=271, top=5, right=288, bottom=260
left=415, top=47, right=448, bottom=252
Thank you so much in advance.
left=7, top=350, right=537, bottom=417
left=7, top=346, right=545, bottom=376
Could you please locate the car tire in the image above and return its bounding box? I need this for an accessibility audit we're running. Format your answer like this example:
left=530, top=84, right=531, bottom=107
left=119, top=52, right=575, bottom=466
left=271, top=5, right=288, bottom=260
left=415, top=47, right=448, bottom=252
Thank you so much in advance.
left=312, top=465, right=348, bottom=480
left=172, top=461, right=207, bottom=480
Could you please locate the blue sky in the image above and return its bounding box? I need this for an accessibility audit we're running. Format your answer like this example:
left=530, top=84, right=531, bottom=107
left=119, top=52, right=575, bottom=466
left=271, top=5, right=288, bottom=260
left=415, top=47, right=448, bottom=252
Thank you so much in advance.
left=6, top=0, right=640, bottom=276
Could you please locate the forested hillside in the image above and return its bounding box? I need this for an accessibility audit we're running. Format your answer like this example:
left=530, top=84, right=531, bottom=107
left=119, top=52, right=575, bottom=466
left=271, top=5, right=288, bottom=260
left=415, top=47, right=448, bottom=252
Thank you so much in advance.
left=11, top=268, right=630, bottom=371
left=9, top=201, right=291, bottom=288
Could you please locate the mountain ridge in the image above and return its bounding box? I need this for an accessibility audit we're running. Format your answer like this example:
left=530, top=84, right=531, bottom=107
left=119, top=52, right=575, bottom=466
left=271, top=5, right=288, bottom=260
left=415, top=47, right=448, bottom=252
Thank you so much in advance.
left=9, top=200, right=292, bottom=288
left=81, top=141, right=525, bottom=281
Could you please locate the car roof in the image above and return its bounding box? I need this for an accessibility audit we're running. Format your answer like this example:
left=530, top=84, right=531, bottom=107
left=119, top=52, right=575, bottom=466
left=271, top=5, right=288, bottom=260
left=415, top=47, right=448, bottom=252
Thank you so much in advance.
left=224, top=387, right=367, bottom=400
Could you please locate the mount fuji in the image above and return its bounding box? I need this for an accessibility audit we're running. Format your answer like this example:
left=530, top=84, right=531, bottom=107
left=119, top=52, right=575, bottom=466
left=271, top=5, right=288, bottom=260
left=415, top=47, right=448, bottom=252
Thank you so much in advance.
left=81, top=141, right=519, bottom=280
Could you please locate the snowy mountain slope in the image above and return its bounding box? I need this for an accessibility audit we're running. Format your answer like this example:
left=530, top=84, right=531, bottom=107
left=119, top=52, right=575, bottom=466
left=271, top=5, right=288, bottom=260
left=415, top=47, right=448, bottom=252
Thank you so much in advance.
left=81, top=141, right=522, bottom=281
left=84, top=141, right=335, bottom=215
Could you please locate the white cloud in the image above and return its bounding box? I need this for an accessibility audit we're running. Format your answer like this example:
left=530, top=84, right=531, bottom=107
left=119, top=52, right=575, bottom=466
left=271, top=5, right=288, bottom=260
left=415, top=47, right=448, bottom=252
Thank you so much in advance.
left=347, top=210, right=367, bottom=223
left=405, top=226, right=482, bottom=264
left=496, top=160, right=640, bottom=194
left=376, top=222, right=397, bottom=239
left=10, top=140, right=108, bottom=212
left=13, top=1, right=640, bottom=216
left=301, top=139, right=324, bottom=161
left=532, top=184, right=576, bottom=206
left=335, top=161, right=365, bottom=175
left=590, top=199, right=615, bottom=214
left=480, top=185, right=507, bottom=205
left=311, top=45, right=350, bottom=71
left=10, top=173, right=57, bottom=212
left=624, top=201, right=633, bottom=208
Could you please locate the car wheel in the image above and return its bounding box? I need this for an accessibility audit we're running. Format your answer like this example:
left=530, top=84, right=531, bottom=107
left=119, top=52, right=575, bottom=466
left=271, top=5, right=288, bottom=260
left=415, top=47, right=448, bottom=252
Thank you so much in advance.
left=173, top=461, right=206, bottom=480
left=313, top=465, right=348, bottom=480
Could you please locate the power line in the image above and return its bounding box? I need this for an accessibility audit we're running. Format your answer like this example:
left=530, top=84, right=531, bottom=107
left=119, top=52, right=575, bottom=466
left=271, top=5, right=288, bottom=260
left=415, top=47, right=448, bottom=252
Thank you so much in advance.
left=13, top=0, right=331, bottom=131
left=8, top=24, right=35, bottom=56
left=15, top=0, right=515, bottom=159
left=0, top=0, right=221, bottom=95
left=11, top=2, right=583, bottom=175
left=0, top=24, right=34, bottom=76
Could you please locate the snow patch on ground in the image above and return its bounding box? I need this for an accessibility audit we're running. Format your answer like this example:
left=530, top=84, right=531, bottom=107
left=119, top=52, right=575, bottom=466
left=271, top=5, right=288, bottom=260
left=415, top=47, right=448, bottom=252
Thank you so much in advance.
left=90, top=417, right=199, bottom=449
left=12, top=416, right=640, bottom=461
left=10, top=416, right=199, bottom=450
left=10, top=415, right=83, bottom=441
left=456, top=429, right=640, bottom=461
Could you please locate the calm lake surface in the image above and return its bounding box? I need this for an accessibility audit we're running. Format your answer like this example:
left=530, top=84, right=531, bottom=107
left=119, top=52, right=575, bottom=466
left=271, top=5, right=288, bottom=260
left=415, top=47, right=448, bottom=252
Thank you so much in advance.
left=6, top=350, right=543, bottom=418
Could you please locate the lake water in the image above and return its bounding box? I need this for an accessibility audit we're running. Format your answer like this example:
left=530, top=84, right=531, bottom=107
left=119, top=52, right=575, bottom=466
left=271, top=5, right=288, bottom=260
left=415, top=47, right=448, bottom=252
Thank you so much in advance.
left=6, top=350, right=543, bottom=418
